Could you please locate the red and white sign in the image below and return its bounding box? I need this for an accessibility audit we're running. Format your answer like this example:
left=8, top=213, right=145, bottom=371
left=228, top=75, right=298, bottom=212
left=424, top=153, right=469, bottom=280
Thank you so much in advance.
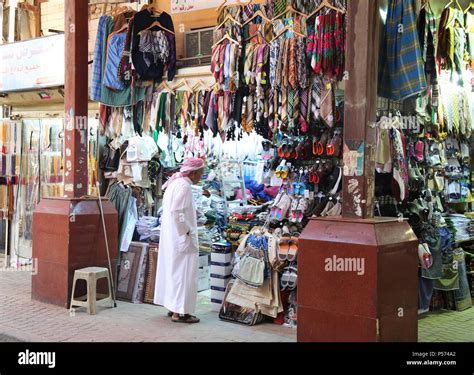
left=171, top=0, right=238, bottom=13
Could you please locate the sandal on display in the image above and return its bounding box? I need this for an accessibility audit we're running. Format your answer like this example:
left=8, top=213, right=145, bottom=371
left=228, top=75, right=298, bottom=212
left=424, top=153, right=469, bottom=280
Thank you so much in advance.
left=280, top=267, right=292, bottom=291
left=287, top=234, right=300, bottom=262
left=287, top=265, right=298, bottom=290
left=278, top=233, right=291, bottom=262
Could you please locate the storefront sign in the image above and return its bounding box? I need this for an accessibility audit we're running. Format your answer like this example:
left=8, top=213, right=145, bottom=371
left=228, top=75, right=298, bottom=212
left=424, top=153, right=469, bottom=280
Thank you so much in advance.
left=171, top=0, right=238, bottom=13
left=0, top=34, right=65, bottom=93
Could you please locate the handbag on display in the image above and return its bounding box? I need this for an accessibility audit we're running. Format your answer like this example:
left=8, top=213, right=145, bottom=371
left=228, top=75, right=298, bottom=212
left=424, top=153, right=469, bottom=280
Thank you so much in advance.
left=235, top=253, right=265, bottom=288
left=100, top=142, right=120, bottom=172
left=218, top=280, right=265, bottom=326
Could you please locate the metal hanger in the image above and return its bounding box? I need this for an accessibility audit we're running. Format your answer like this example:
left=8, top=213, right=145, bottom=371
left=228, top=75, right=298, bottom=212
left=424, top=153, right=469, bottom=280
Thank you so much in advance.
left=141, top=4, right=164, bottom=17
left=216, top=14, right=243, bottom=29
left=464, top=1, right=474, bottom=13
left=216, top=0, right=229, bottom=12
left=173, top=79, right=194, bottom=92
left=271, top=25, right=305, bottom=43
left=273, top=4, right=308, bottom=20
left=114, top=19, right=131, bottom=34
left=445, top=0, right=463, bottom=10
left=212, top=33, right=241, bottom=48
left=111, top=5, right=131, bottom=16
left=139, top=20, right=174, bottom=35
left=308, top=0, right=345, bottom=18
left=158, top=81, right=175, bottom=93
left=192, top=79, right=211, bottom=92
left=243, top=9, right=271, bottom=25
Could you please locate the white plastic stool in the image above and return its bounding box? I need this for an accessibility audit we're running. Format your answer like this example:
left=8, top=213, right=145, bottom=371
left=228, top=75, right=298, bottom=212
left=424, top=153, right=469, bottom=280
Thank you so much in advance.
left=69, top=267, right=113, bottom=315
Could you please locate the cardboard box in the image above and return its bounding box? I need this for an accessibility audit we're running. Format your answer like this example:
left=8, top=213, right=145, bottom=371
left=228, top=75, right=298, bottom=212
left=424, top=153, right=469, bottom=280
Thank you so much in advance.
left=210, top=263, right=233, bottom=277
left=211, top=289, right=226, bottom=302
left=211, top=252, right=233, bottom=264
left=210, top=274, right=231, bottom=288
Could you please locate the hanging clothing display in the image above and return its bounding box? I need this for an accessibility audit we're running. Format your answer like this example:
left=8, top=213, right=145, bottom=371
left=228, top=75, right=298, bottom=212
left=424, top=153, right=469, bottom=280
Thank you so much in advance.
left=374, top=0, right=474, bottom=316
left=378, top=0, right=427, bottom=101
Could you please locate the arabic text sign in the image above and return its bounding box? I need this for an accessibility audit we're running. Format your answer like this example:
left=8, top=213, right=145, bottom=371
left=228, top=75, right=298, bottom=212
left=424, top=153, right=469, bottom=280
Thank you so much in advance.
left=171, top=0, right=238, bottom=13
left=0, top=34, right=65, bottom=92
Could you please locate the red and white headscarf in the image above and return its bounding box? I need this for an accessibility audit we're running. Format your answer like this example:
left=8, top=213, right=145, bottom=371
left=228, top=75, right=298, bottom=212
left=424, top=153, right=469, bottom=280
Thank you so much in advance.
left=162, top=157, right=205, bottom=190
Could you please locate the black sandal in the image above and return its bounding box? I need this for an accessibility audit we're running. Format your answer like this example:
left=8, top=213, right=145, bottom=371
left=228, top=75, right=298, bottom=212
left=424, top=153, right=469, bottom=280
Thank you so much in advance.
left=171, top=314, right=200, bottom=324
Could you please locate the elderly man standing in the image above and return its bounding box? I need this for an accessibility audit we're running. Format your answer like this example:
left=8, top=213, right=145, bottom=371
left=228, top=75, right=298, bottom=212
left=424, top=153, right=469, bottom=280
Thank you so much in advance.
left=154, top=158, right=205, bottom=323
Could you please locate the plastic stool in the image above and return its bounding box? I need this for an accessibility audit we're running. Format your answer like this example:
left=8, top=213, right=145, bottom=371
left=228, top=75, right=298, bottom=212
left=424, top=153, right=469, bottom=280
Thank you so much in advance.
left=69, top=267, right=113, bottom=315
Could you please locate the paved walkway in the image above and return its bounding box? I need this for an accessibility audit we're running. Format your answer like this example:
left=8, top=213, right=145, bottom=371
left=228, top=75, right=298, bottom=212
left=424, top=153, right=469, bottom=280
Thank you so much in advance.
left=418, top=308, right=474, bottom=342
left=0, top=271, right=472, bottom=342
left=0, top=271, right=294, bottom=342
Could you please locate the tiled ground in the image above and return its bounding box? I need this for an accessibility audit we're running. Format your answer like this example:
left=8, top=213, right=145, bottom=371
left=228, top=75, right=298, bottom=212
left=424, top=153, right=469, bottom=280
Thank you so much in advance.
left=418, top=305, right=474, bottom=342
left=0, top=271, right=472, bottom=342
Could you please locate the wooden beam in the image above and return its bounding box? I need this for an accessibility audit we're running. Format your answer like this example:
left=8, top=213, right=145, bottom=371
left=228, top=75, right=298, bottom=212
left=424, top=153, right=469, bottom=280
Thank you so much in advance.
left=342, top=0, right=381, bottom=219
left=64, top=0, right=88, bottom=197
left=34, top=0, right=41, bottom=37
left=8, top=0, right=17, bottom=43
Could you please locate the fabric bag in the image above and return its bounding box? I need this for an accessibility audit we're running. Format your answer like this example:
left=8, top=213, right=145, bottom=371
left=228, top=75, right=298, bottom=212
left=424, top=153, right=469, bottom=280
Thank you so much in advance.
left=236, top=254, right=265, bottom=288
left=100, top=142, right=120, bottom=172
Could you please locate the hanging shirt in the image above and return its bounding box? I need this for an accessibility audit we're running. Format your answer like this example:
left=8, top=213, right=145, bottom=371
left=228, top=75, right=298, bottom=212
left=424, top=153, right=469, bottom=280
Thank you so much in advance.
left=104, top=31, right=127, bottom=91
left=378, top=0, right=427, bottom=101
left=131, top=9, right=177, bottom=82
left=139, top=30, right=170, bottom=67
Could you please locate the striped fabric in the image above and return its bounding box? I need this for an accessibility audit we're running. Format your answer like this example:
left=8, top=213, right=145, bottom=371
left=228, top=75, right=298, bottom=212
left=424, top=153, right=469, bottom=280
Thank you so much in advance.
left=378, top=0, right=427, bottom=101
left=91, top=16, right=107, bottom=101
left=274, top=0, right=287, bottom=17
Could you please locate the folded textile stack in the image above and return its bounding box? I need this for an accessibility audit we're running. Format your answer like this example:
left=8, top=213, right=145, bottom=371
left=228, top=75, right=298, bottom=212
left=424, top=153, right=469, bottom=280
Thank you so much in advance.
left=136, top=216, right=160, bottom=242
left=192, top=186, right=206, bottom=221
left=463, top=213, right=474, bottom=239
left=445, top=214, right=471, bottom=243
left=198, top=226, right=212, bottom=253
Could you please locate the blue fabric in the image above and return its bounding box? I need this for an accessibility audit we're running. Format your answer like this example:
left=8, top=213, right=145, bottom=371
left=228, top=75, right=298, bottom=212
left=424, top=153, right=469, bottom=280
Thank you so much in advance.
left=378, top=0, right=427, bottom=101
left=422, top=227, right=451, bottom=280
left=104, top=32, right=127, bottom=91
left=418, top=276, right=434, bottom=310
left=245, top=180, right=273, bottom=201
left=91, top=16, right=107, bottom=101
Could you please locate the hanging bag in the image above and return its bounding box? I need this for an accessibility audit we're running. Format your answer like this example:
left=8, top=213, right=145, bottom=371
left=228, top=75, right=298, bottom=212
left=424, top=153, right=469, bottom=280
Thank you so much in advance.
left=236, top=253, right=265, bottom=288
left=100, top=142, right=121, bottom=172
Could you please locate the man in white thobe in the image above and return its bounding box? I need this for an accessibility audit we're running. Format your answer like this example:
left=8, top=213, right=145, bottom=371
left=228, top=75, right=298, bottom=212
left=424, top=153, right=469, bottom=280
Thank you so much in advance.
left=154, top=158, right=205, bottom=323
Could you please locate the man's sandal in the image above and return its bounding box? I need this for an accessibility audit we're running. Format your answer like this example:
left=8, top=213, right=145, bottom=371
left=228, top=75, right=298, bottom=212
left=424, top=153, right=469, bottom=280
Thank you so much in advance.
left=171, top=314, right=200, bottom=324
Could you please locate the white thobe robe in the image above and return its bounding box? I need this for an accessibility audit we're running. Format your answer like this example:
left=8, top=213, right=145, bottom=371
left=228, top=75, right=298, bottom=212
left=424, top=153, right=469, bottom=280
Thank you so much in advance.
left=154, top=177, right=199, bottom=314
